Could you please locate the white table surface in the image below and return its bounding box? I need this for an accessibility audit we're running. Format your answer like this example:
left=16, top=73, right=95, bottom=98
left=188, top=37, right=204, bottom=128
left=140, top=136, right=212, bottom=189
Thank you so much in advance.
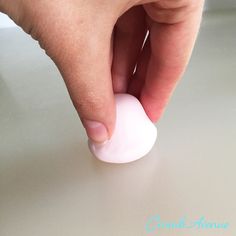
left=0, top=10, right=236, bottom=236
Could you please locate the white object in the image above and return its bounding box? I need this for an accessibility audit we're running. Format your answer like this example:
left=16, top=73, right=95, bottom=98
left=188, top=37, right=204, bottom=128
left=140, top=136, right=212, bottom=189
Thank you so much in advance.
left=88, top=94, right=157, bottom=163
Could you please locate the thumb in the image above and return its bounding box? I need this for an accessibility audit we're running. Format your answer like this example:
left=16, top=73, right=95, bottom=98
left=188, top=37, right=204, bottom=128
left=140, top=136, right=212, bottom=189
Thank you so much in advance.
left=56, top=31, right=115, bottom=143
left=38, top=18, right=116, bottom=143
left=1, top=1, right=116, bottom=143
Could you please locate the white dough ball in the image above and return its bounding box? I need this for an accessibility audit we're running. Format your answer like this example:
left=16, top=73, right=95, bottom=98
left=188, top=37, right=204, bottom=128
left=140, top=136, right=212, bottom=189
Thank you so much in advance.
left=88, top=94, right=157, bottom=163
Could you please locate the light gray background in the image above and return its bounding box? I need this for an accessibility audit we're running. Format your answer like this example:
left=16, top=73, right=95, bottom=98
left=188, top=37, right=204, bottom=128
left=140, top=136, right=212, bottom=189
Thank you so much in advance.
left=205, top=0, right=236, bottom=10
left=0, top=8, right=236, bottom=236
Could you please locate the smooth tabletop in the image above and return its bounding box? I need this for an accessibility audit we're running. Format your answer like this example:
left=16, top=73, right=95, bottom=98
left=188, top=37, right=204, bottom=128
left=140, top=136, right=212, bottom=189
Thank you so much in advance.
left=0, top=10, right=236, bottom=236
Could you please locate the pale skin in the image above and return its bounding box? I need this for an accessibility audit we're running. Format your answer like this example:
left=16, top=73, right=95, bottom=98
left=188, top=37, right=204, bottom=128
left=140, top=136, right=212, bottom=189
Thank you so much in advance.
left=0, top=0, right=204, bottom=142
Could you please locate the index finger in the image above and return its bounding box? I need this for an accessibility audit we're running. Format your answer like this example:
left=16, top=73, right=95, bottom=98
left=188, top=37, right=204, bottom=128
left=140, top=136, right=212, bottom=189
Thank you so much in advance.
left=140, top=1, right=204, bottom=121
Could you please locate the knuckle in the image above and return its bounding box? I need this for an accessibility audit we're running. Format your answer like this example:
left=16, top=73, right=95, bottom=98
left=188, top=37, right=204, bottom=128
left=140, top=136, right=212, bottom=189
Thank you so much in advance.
left=144, top=0, right=203, bottom=24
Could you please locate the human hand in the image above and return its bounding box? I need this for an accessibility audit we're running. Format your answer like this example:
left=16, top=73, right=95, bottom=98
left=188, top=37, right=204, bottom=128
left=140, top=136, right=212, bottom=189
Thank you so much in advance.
left=0, top=0, right=204, bottom=142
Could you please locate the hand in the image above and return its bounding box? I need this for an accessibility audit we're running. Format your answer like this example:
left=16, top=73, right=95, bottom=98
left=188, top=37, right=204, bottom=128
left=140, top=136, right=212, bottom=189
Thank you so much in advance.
left=0, top=0, right=204, bottom=142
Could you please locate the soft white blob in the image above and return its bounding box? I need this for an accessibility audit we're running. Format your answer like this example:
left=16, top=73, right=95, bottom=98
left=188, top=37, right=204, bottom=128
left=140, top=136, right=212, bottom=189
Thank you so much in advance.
left=88, top=94, right=157, bottom=163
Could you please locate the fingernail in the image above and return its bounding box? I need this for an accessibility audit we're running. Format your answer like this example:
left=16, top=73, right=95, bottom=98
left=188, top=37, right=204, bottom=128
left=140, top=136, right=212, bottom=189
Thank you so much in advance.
left=83, top=120, right=109, bottom=143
